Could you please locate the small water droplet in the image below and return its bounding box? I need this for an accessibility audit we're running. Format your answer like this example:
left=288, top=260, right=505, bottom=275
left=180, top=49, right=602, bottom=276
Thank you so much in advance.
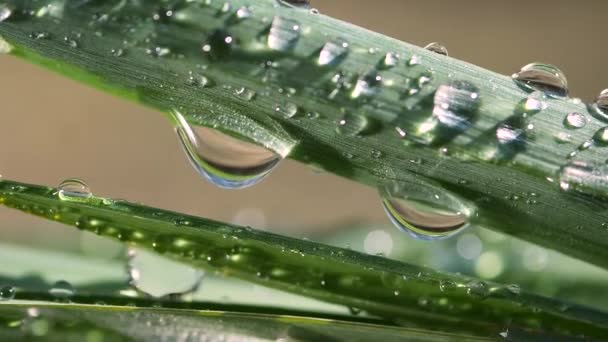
left=235, top=6, right=252, bottom=19
left=49, top=280, right=75, bottom=300
left=171, top=110, right=281, bottom=189
left=0, top=34, right=12, bottom=54
left=496, top=124, right=524, bottom=145
left=593, top=89, right=608, bottom=116
left=523, top=90, right=548, bottom=112
left=110, top=48, right=124, bottom=57
left=267, top=16, right=300, bottom=52
left=424, top=42, right=448, bottom=56
left=274, top=101, right=299, bottom=118
left=57, top=178, right=92, bottom=202
left=564, top=112, right=587, bottom=129
left=499, top=330, right=509, bottom=339
left=336, top=113, right=369, bottom=136
left=424, top=80, right=480, bottom=136
left=594, top=127, right=608, bottom=146
left=0, top=286, right=15, bottom=301
left=234, top=87, right=256, bottom=101
left=383, top=52, right=400, bottom=68
left=380, top=180, right=475, bottom=241
left=512, top=62, right=568, bottom=97
left=351, top=72, right=381, bottom=98
left=318, top=38, right=349, bottom=66
left=0, top=4, right=13, bottom=22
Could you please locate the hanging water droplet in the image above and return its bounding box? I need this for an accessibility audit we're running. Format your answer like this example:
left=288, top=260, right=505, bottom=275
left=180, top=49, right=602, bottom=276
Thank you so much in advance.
left=424, top=42, right=448, bottom=56
left=564, top=112, right=587, bottom=129
left=593, top=127, right=608, bottom=146
left=336, top=113, right=369, bottom=136
left=318, top=38, right=349, bottom=66
left=0, top=4, right=13, bottom=22
left=49, top=280, right=75, bottom=300
left=0, top=286, right=15, bottom=301
left=512, top=63, right=569, bottom=98
left=171, top=110, right=281, bottom=189
left=57, top=178, right=92, bottom=202
left=380, top=179, right=475, bottom=241
left=267, top=16, right=300, bottom=52
left=276, top=0, right=311, bottom=8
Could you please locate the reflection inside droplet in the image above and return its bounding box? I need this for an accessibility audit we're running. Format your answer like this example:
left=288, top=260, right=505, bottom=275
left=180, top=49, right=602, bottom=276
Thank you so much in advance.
left=379, top=179, right=475, bottom=241
left=512, top=62, right=568, bottom=98
left=171, top=110, right=281, bottom=189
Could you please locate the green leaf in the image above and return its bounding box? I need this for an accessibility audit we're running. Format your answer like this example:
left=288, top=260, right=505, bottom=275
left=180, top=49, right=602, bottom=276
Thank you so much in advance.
left=1, top=0, right=607, bottom=269
left=0, top=303, right=501, bottom=342
left=1, top=179, right=608, bottom=340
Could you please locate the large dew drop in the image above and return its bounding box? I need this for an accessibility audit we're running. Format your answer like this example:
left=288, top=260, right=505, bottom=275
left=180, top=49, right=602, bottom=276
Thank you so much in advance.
left=512, top=63, right=569, bottom=98
left=267, top=16, right=300, bottom=52
left=57, top=178, right=92, bottom=202
left=0, top=286, right=15, bottom=301
left=594, top=89, right=608, bottom=115
left=379, top=179, right=475, bottom=241
left=171, top=111, right=281, bottom=189
left=49, top=280, right=75, bottom=300
left=424, top=42, right=448, bottom=56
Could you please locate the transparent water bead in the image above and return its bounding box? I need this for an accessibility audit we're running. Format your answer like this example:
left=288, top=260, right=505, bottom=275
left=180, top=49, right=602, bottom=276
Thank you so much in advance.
left=351, top=72, right=381, bottom=98
left=424, top=42, right=448, bottom=56
left=49, top=280, right=75, bottom=300
left=318, top=38, right=349, bottom=66
left=0, top=4, right=12, bottom=22
left=127, top=248, right=204, bottom=298
left=564, top=112, right=588, bottom=129
left=267, top=16, right=301, bottom=52
left=57, top=178, right=92, bottom=202
left=336, top=113, right=370, bottom=136
left=594, top=89, right=608, bottom=114
left=382, top=52, right=400, bottom=68
left=380, top=179, right=475, bottom=241
left=0, top=286, right=15, bottom=301
left=559, top=161, right=608, bottom=198
left=593, top=127, right=608, bottom=146
left=171, top=111, right=281, bottom=189
left=523, top=91, right=548, bottom=112
left=496, top=124, right=524, bottom=145
left=512, top=63, right=569, bottom=98
left=432, top=80, right=480, bottom=130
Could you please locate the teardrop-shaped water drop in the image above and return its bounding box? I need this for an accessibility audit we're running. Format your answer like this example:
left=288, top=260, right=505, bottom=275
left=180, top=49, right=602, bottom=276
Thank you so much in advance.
left=380, top=179, right=475, bottom=241
left=424, top=42, right=448, bottom=56
left=318, top=38, right=349, bottom=66
left=564, top=112, right=587, bottom=129
left=0, top=286, right=15, bottom=301
left=49, top=280, right=75, bottom=300
left=57, top=178, right=92, bottom=202
left=512, top=63, right=568, bottom=98
left=171, top=111, right=281, bottom=189
left=267, top=16, right=300, bottom=52
left=383, top=52, right=400, bottom=68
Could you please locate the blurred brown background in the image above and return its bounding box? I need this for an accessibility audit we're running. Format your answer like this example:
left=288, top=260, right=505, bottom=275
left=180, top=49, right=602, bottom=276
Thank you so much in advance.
left=1, top=0, right=607, bottom=248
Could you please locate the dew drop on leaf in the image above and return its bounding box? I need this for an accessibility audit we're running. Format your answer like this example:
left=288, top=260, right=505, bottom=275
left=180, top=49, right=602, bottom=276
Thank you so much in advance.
left=336, top=113, right=369, bottom=136
left=593, top=127, right=608, bottom=146
left=424, top=42, right=448, bottom=56
left=267, top=16, right=300, bottom=52
left=171, top=110, right=281, bottom=189
left=0, top=4, right=12, bottom=22
left=49, top=280, right=75, bottom=300
left=593, top=89, right=608, bottom=116
left=276, top=0, right=311, bottom=8
left=0, top=286, right=15, bottom=301
left=57, top=178, right=92, bottom=202
left=379, top=180, right=475, bottom=241
left=318, top=38, right=349, bottom=66
left=512, top=62, right=569, bottom=98
left=564, top=112, right=587, bottom=129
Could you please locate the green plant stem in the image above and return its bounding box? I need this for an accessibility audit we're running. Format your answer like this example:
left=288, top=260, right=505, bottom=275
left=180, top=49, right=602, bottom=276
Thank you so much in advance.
left=1, top=0, right=607, bottom=268
left=1, top=179, right=607, bottom=339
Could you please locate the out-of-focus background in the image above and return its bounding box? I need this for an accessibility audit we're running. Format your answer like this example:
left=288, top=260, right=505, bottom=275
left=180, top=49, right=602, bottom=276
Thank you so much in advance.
left=1, top=0, right=607, bottom=310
